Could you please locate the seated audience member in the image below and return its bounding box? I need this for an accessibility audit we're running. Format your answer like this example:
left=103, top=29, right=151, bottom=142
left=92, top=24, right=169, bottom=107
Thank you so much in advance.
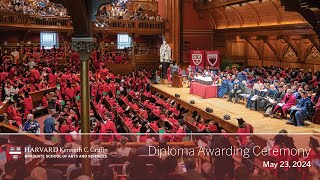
left=251, top=83, right=268, bottom=111
left=23, top=114, right=40, bottom=133
left=271, top=89, right=296, bottom=119
left=259, top=84, right=278, bottom=111
left=246, top=83, right=259, bottom=109
left=263, top=86, right=285, bottom=116
left=201, top=161, right=214, bottom=180
left=287, top=91, right=313, bottom=126
left=228, top=78, right=243, bottom=103
left=117, top=136, right=132, bottom=157
left=25, top=167, right=47, bottom=180
left=182, top=157, right=202, bottom=180
left=6, top=100, right=22, bottom=128
left=312, top=88, right=320, bottom=123
left=218, top=76, right=228, bottom=97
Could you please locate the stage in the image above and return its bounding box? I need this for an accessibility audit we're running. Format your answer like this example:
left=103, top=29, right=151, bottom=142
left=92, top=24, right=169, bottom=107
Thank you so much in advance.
left=151, top=83, right=320, bottom=149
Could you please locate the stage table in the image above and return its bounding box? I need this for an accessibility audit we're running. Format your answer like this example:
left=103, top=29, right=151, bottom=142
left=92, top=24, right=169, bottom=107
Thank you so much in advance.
left=189, top=82, right=217, bottom=99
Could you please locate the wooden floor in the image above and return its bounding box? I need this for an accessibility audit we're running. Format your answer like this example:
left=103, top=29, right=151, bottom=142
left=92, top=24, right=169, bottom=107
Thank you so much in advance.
left=152, top=84, right=320, bottom=149
left=152, top=84, right=320, bottom=134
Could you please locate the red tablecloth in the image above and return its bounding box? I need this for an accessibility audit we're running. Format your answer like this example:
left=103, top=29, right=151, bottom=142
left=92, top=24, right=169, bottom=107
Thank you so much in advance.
left=189, top=82, right=217, bottom=98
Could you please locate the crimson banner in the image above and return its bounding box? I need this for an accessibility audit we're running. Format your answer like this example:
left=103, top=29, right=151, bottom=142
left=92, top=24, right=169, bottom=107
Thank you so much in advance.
left=190, top=50, right=205, bottom=67
left=205, top=50, right=220, bottom=68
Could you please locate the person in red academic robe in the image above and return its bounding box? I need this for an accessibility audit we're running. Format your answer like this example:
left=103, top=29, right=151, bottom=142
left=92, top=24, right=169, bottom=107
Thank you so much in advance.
left=59, top=120, right=73, bottom=143
left=305, top=137, right=320, bottom=162
left=23, top=92, right=33, bottom=119
left=6, top=100, right=22, bottom=127
left=91, top=81, right=98, bottom=100
left=272, top=90, right=296, bottom=119
left=99, top=118, right=120, bottom=142
left=152, top=106, right=161, bottom=117
left=312, top=92, right=320, bottom=124
left=236, top=118, right=253, bottom=145
left=139, top=109, right=148, bottom=120
left=64, top=83, right=75, bottom=102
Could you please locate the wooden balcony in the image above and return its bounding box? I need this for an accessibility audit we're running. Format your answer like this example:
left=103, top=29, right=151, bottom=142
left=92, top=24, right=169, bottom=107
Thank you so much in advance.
left=0, top=10, right=72, bottom=31
left=0, top=11, right=166, bottom=34
left=194, top=0, right=257, bottom=10
left=94, top=19, right=166, bottom=34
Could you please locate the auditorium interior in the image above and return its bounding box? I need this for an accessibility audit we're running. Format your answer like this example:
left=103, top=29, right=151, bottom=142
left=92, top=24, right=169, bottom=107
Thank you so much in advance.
left=0, top=0, right=320, bottom=179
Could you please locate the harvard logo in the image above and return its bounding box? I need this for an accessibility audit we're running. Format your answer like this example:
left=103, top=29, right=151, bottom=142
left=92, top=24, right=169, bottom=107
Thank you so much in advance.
left=207, top=54, right=218, bottom=66
left=192, top=54, right=202, bottom=66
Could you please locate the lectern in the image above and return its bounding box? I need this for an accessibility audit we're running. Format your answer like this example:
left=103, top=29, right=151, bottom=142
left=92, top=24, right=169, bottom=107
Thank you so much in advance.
left=172, top=73, right=183, bottom=88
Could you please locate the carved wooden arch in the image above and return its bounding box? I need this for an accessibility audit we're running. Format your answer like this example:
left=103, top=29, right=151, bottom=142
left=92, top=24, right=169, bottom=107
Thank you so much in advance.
left=303, top=44, right=319, bottom=60
left=280, top=37, right=300, bottom=59
left=229, top=5, right=243, bottom=27
left=214, top=8, right=229, bottom=28
left=205, top=12, right=217, bottom=29
left=244, top=37, right=262, bottom=59
left=263, top=39, right=280, bottom=60
left=281, top=44, right=298, bottom=59
left=246, top=2, right=260, bottom=26
left=267, top=0, right=281, bottom=24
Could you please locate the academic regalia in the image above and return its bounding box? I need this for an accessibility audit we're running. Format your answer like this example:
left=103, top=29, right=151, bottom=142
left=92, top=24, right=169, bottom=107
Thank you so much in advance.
left=259, top=89, right=277, bottom=110
left=100, top=120, right=120, bottom=142
left=236, top=118, right=253, bottom=145
left=311, top=95, right=320, bottom=123
left=60, top=124, right=72, bottom=143
left=273, top=94, right=296, bottom=117
left=218, top=79, right=229, bottom=98
left=65, top=87, right=75, bottom=100
left=48, top=73, right=57, bottom=87
left=23, top=96, right=33, bottom=119
left=289, top=97, right=313, bottom=126
left=150, top=121, right=159, bottom=132
left=7, top=104, right=22, bottom=126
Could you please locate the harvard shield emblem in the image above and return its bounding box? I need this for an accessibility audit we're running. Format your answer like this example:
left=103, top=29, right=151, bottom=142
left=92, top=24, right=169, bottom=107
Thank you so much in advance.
left=192, top=54, right=202, bottom=66
left=207, top=54, right=217, bottom=66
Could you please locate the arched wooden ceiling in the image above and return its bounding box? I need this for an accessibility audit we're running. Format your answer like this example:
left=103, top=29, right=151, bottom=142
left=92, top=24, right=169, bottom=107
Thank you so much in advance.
left=199, top=0, right=307, bottom=29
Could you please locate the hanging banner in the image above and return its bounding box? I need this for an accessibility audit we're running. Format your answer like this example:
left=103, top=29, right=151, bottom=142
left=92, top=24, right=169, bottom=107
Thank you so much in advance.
left=205, top=50, right=220, bottom=68
left=190, top=50, right=205, bottom=67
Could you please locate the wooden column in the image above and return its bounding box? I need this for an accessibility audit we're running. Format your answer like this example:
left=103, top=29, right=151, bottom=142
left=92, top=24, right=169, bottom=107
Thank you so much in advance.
left=132, top=41, right=136, bottom=71
left=164, top=0, right=181, bottom=65
left=100, top=41, right=104, bottom=60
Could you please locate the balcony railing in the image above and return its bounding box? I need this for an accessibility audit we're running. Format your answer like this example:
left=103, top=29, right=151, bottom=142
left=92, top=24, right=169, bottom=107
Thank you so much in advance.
left=0, top=11, right=166, bottom=34
left=0, top=10, right=72, bottom=30
left=94, top=19, right=166, bottom=34
left=194, top=0, right=257, bottom=10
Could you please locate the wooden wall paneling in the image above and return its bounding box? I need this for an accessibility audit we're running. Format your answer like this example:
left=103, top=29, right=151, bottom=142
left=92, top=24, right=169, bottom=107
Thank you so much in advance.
left=262, top=38, right=281, bottom=60
left=244, top=37, right=262, bottom=59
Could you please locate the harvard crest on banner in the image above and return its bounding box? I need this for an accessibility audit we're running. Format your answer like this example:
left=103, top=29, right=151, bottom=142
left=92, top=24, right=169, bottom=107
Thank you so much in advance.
left=205, top=50, right=220, bottom=68
left=190, top=50, right=205, bottom=67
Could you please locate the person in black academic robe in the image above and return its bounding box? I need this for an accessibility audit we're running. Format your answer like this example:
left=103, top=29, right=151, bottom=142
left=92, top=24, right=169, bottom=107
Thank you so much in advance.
left=263, top=87, right=285, bottom=116
left=228, top=79, right=243, bottom=103
left=258, top=85, right=278, bottom=110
